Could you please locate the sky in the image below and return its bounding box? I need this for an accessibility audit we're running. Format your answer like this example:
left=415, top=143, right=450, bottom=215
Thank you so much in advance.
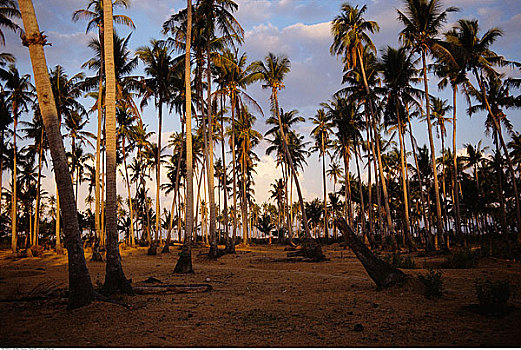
left=3, top=0, right=521, bottom=211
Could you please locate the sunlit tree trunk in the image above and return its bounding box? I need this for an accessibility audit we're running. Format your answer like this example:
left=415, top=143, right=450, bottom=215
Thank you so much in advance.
left=95, top=22, right=104, bottom=248
left=102, top=0, right=132, bottom=294
left=19, top=0, right=96, bottom=308
left=174, top=0, right=194, bottom=273
left=32, top=130, right=44, bottom=246
left=122, top=138, right=135, bottom=246
left=451, top=86, right=463, bottom=243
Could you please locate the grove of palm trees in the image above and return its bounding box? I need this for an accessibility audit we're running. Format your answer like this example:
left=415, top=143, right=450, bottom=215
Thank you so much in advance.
left=1, top=0, right=521, bottom=347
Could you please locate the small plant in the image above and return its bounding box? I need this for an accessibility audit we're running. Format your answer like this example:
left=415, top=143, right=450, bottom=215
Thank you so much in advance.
left=418, top=269, right=443, bottom=299
left=384, top=252, right=417, bottom=269
left=474, top=278, right=511, bottom=315
left=442, top=248, right=477, bottom=269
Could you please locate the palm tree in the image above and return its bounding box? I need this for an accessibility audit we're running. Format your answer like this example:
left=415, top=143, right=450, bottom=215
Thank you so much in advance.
left=397, top=0, right=459, bottom=249
left=0, top=0, right=20, bottom=46
left=18, top=0, right=96, bottom=309
left=174, top=0, right=194, bottom=273
left=252, top=53, right=314, bottom=241
left=445, top=18, right=521, bottom=235
left=102, top=0, right=132, bottom=294
left=197, top=0, right=243, bottom=257
left=310, top=108, right=333, bottom=239
left=379, top=45, right=422, bottom=246
left=73, top=0, right=134, bottom=247
left=136, top=39, right=176, bottom=252
left=0, top=64, right=34, bottom=253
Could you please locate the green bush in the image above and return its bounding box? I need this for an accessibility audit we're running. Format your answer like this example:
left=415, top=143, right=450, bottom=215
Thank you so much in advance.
left=418, top=269, right=444, bottom=299
left=442, top=248, right=477, bottom=269
left=474, top=278, right=511, bottom=314
left=384, top=252, right=417, bottom=269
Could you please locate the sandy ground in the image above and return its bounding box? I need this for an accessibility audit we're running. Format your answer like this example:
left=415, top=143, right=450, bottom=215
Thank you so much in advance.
left=0, top=243, right=520, bottom=347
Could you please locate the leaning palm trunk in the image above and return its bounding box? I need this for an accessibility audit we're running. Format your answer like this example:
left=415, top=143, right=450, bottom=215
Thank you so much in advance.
left=102, top=0, right=132, bottom=294
left=272, top=89, right=313, bottom=240
left=174, top=0, right=194, bottom=273
left=421, top=50, right=444, bottom=250
left=19, top=0, right=96, bottom=308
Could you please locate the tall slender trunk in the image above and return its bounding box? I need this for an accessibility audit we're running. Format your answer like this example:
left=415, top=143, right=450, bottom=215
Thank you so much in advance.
left=343, top=147, right=353, bottom=227
left=122, top=138, right=135, bottom=246
left=220, top=96, right=230, bottom=247
left=154, top=101, right=163, bottom=247
left=102, top=0, right=132, bottom=294
left=33, top=130, right=44, bottom=246
left=406, top=105, right=431, bottom=245
left=230, top=93, right=238, bottom=250
left=421, top=49, right=444, bottom=249
left=364, top=116, right=374, bottom=235
left=322, top=143, right=328, bottom=240
left=354, top=142, right=366, bottom=236
left=396, top=107, right=411, bottom=241
left=11, top=106, right=18, bottom=253
left=174, top=0, right=194, bottom=273
left=19, top=0, right=96, bottom=308
left=55, top=182, right=62, bottom=252
left=451, top=85, right=463, bottom=243
left=241, top=140, right=248, bottom=245
left=95, top=25, right=104, bottom=246
left=206, top=48, right=218, bottom=257
left=272, top=90, right=312, bottom=239
left=357, top=47, right=393, bottom=236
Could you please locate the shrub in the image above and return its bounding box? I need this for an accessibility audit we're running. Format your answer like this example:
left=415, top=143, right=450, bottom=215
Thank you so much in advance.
left=442, top=248, right=477, bottom=269
left=418, top=269, right=443, bottom=299
left=474, top=278, right=511, bottom=315
left=384, top=252, right=417, bottom=269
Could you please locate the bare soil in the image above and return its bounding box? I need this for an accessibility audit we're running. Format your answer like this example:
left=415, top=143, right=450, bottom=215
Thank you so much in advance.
left=0, top=244, right=520, bottom=347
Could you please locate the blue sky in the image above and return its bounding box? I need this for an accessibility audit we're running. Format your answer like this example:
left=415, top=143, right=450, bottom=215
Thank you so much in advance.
left=4, top=0, right=521, bottom=208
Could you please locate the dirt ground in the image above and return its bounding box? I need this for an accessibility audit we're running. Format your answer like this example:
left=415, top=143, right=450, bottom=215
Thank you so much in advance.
left=0, top=243, right=520, bottom=347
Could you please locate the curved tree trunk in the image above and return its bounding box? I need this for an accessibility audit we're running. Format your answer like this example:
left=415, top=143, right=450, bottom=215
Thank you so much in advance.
left=19, top=0, right=96, bottom=308
left=102, top=0, right=132, bottom=294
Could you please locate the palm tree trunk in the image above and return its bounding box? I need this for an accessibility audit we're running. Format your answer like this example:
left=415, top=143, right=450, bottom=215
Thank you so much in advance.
left=354, top=142, right=366, bottom=237
left=396, top=106, right=411, bottom=241
left=343, top=147, right=353, bottom=227
left=220, top=96, right=230, bottom=248
left=55, top=182, right=62, bottom=252
left=205, top=48, right=218, bottom=258
left=102, top=0, right=132, bottom=294
left=229, top=93, right=238, bottom=252
left=33, top=130, right=44, bottom=246
left=358, top=48, right=393, bottom=236
left=322, top=137, right=328, bottom=240
left=174, top=0, right=194, bottom=274
left=421, top=49, right=444, bottom=250
left=154, top=101, right=163, bottom=250
left=241, top=141, right=248, bottom=245
left=95, top=25, right=104, bottom=247
left=451, top=85, right=463, bottom=244
left=19, top=0, right=96, bottom=308
left=272, top=90, right=313, bottom=240
left=122, top=138, right=135, bottom=247
left=364, top=117, right=374, bottom=236
left=11, top=107, right=17, bottom=253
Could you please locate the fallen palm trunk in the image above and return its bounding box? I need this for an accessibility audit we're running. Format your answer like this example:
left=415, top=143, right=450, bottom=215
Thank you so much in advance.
left=133, top=284, right=212, bottom=294
left=335, top=217, right=408, bottom=288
